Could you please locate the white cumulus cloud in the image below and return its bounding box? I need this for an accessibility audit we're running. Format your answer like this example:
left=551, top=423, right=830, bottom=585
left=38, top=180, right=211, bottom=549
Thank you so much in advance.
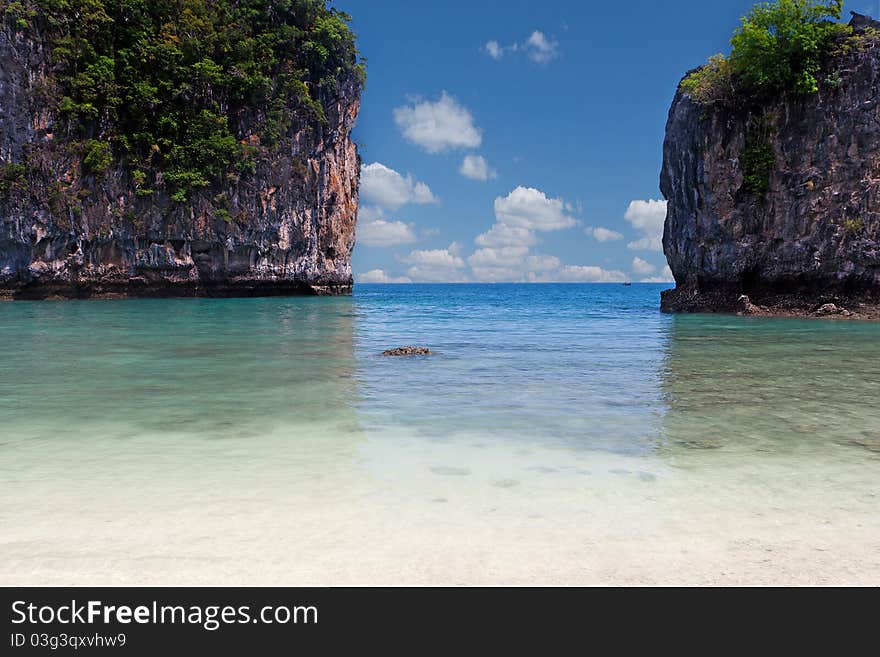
left=401, top=245, right=468, bottom=282
left=474, top=223, right=537, bottom=248
left=624, top=199, right=667, bottom=252
left=483, top=40, right=503, bottom=60
left=471, top=186, right=578, bottom=277
left=493, top=186, right=577, bottom=231
left=393, top=92, right=482, bottom=154
left=357, top=205, right=385, bottom=222
left=540, top=266, right=628, bottom=283
left=358, top=163, right=437, bottom=249
left=460, top=154, right=497, bottom=181
left=631, top=257, right=656, bottom=276
left=358, top=269, right=413, bottom=284
left=641, top=265, right=675, bottom=283
left=468, top=248, right=561, bottom=282
left=524, top=31, right=559, bottom=64
left=360, top=162, right=438, bottom=210
left=525, top=254, right=562, bottom=273
left=587, top=226, right=624, bottom=242
left=357, top=220, right=418, bottom=248
left=468, top=246, right=531, bottom=269
left=482, top=30, right=560, bottom=64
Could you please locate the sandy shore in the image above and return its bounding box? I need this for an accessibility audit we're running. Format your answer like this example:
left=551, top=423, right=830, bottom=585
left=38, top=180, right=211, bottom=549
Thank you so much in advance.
left=2, top=432, right=878, bottom=586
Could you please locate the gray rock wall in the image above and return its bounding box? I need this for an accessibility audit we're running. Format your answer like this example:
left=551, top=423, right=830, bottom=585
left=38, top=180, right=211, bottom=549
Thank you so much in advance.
left=661, top=15, right=880, bottom=314
left=0, top=18, right=361, bottom=299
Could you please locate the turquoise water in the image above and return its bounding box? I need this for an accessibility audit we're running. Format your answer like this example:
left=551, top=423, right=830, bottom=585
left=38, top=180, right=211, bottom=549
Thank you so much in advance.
left=1, top=284, right=879, bottom=584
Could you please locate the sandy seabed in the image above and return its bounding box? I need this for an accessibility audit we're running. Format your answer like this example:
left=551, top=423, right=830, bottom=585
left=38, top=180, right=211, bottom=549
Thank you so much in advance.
left=2, top=429, right=878, bottom=586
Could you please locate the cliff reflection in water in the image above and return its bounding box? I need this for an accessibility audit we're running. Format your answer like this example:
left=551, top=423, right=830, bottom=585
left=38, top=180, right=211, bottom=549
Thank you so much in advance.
left=659, top=314, right=880, bottom=456
left=0, top=297, right=360, bottom=445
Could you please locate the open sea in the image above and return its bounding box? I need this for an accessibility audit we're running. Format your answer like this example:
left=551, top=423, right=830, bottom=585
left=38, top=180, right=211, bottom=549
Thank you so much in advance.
left=1, top=283, right=878, bottom=584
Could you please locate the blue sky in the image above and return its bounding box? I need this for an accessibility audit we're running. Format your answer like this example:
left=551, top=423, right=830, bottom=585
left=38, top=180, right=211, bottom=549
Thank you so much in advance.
left=339, top=0, right=877, bottom=283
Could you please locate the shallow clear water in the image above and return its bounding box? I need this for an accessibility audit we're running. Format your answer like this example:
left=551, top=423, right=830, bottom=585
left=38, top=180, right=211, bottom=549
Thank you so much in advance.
left=1, top=284, right=879, bottom=584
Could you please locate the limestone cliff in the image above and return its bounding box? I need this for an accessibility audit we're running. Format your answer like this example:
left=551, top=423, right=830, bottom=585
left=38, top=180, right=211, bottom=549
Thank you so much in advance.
left=0, top=1, right=362, bottom=299
left=661, top=13, right=880, bottom=317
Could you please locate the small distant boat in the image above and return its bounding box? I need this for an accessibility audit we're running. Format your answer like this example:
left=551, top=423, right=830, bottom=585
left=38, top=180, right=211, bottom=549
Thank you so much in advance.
left=622, top=282, right=632, bottom=287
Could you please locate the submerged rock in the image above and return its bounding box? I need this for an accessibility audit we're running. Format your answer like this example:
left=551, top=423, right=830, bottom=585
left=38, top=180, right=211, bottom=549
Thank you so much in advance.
left=382, top=346, right=431, bottom=356
left=661, top=13, right=880, bottom=318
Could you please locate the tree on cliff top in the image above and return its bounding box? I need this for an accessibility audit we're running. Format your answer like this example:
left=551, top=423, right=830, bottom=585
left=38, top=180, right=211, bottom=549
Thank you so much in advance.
left=731, top=0, right=846, bottom=95
left=681, top=0, right=849, bottom=103
left=2, top=0, right=364, bottom=202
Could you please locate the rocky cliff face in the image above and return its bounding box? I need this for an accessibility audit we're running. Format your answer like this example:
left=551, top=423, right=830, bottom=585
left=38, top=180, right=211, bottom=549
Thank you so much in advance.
left=661, top=14, right=880, bottom=317
left=0, top=8, right=361, bottom=299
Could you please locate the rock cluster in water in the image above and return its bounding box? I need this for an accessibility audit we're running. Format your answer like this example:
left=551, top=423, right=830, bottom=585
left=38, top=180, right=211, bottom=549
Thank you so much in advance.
left=382, top=347, right=432, bottom=356
left=661, top=13, right=880, bottom=318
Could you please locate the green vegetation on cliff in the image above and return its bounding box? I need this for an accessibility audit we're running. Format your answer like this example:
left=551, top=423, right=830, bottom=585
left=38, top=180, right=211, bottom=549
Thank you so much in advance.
left=677, top=1, right=875, bottom=197
left=2, top=0, right=363, bottom=201
left=680, top=0, right=849, bottom=104
left=741, top=118, right=777, bottom=194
